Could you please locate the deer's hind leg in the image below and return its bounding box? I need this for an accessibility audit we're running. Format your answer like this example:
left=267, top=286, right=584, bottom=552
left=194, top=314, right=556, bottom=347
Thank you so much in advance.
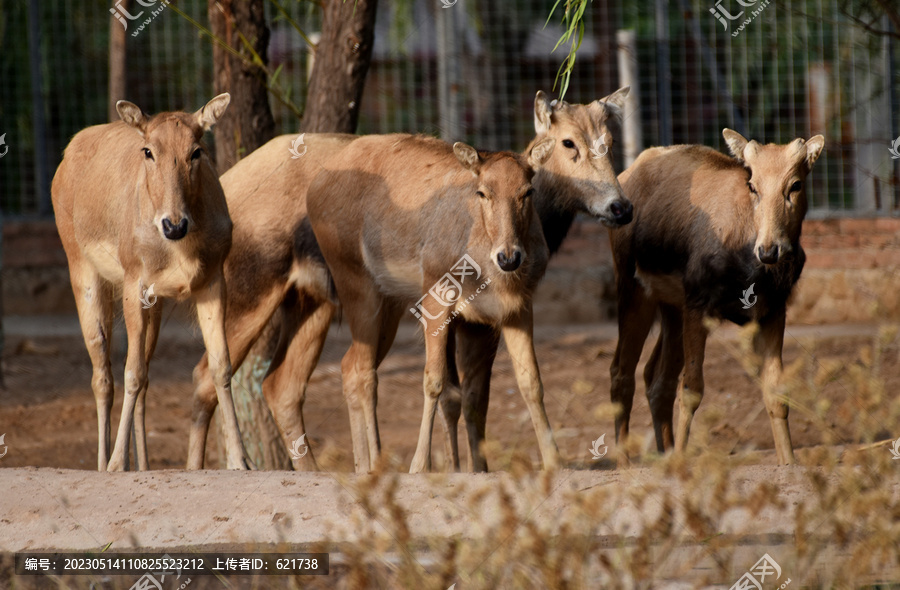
left=263, top=293, right=336, bottom=471
left=188, top=283, right=285, bottom=469
left=674, top=309, right=708, bottom=453
left=69, top=262, right=117, bottom=471
left=609, top=280, right=656, bottom=465
left=643, top=304, right=684, bottom=453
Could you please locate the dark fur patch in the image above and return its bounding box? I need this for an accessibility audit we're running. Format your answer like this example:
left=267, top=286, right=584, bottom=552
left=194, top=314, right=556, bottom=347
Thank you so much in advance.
left=684, top=241, right=805, bottom=324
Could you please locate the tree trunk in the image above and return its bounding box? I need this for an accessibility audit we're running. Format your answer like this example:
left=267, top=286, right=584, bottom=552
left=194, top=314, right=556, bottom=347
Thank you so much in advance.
left=216, top=0, right=379, bottom=470
left=208, top=0, right=275, bottom=174
left=108, top=0, right=128, bottom=121
left=208, top=0, right=287, bottom=470
left=301, top=0, right=379, bottom=133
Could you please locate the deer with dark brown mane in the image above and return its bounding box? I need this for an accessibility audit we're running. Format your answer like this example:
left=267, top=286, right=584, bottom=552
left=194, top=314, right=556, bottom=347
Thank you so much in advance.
left=52, top=94, right=250, bottom=470
left=609, top=129, right=825, bottom=465
left=182, top=88, right=631, bottom=472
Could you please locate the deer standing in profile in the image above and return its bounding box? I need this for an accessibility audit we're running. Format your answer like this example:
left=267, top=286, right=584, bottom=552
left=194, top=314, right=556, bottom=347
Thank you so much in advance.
left=185, top=133, right=355, bottom=469
left=183, top=88, right=632, bottom=472
left=52, top=94, right=250, bottom=470
left=608, top=129, right=825, bottom=465
left=307, top=135, right=557, bottom=473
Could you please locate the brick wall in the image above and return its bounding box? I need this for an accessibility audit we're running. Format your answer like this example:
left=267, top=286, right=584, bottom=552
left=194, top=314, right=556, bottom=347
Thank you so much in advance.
left=3, top=218, right=899, bottom=323
left=790, top=218, right=900, bottom=323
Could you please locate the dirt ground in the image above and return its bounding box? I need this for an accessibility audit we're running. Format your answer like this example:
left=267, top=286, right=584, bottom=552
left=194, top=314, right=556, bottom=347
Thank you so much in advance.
left=2, top=314, right=900, bottom=586
left=1, top=312, right=897, bottom=473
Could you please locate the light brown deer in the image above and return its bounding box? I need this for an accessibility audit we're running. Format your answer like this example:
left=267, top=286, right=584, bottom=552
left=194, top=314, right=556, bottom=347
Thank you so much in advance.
left=307, top=134, right=557, bottom=473
left=187, top=133, right=355, bottom=469
left=609, top=129, right=825, bottom=465
left=52, top=94, right=250, bottom=470
left=184, top=88, right=631, bottom=472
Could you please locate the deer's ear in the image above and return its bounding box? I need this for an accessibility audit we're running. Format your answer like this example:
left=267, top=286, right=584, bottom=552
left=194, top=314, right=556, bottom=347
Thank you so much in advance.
left=804, top=135, right=825, bottom=168
left=528, top=137, right=555, bottom=169
left=534, top=91, right=554, bottom=134
left=723, top=128, right=751, bottom=162
left=116, top=100, right=147, bottom=136
left=597, top=86, right=629, bottom=123
left=196, top=93, right=231, bottom=132
left=453, top=142, right=481, bottom=175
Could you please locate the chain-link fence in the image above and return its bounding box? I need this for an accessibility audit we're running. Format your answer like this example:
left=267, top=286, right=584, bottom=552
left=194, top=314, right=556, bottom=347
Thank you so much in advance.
left=1, top=0, right=898, bottom=216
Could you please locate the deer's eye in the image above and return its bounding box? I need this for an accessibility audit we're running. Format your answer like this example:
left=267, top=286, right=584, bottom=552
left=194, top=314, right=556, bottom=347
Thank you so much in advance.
left=476, top=190, right=487, bottom=199
left=562, top=139, right=575, bottom=149
left=790, top=181, right=802, bottom=193
left=143, top=148, right=154, bottom=160
left=191, top=148, right=202, bottom=161
left=747, top=182, right=757, bottom=195
left=523, top=188, right=534, bottom=200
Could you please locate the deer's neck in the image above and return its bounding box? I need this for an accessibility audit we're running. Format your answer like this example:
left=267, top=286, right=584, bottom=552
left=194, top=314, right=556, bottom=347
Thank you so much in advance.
left=532, top=170, right=577, bottom=257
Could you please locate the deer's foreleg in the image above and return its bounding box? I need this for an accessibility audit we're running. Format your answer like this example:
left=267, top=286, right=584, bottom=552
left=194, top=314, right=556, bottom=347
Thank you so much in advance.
left=107, top=276, right=151, bottom=471
left=755, top=312, right=795, bottom=465
left=410, top=307, right=452, bottom=474
left=133, top=301, right=162, bottom=471
left=454, top=321, right=500, bottom=473
left=502, top=306, right=560, bottom=470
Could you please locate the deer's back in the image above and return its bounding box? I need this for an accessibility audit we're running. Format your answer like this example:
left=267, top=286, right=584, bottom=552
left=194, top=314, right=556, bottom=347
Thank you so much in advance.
left=220, top=133, right=356, bottom=313
left=52, top=122, right=147, bottom=281
left=615, top=144, right=800, bottom=321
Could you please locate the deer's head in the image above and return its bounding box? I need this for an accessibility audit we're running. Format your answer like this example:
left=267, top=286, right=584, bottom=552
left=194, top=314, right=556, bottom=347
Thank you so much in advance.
left=724, top=129, right=825, bottom=265
left=454, top=137, right=555, bottom=272
left=531, top=87, right=633, bottom=227
left=117, top=93, right=230, bottom=241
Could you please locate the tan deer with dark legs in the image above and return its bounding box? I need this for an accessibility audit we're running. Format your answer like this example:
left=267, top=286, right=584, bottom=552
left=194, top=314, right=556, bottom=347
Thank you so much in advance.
left=440, top=88, right=634, bottom=471
left=609, top=129, right=825, bottom=465
left=52, top=94, right=250, bottom=470
left=307, top=135, right=557, bottom=473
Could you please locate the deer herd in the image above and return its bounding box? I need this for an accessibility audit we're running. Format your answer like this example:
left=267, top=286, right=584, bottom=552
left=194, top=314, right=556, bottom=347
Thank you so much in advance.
left=51, top=86, right=825, bottom=473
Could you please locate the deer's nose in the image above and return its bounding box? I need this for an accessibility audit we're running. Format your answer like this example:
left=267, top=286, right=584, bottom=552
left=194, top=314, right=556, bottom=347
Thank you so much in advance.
left=609, top=200, right=633, bottom=225
left=162, top=217, right=189, bottom=240
left=497, top=249, right=522, bottom=272
left=757, top=244, right=779, bottom=264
